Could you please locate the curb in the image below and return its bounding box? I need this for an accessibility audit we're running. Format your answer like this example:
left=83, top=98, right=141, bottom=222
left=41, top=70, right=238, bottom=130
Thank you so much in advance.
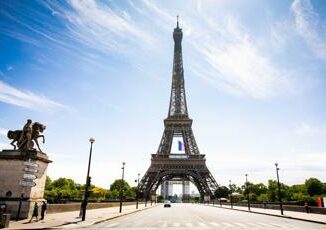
left=91, top=204, right=158, bottom=226
left=204, top=204, right=326, bottom=225
left=51, top=204, right=158, bottom=229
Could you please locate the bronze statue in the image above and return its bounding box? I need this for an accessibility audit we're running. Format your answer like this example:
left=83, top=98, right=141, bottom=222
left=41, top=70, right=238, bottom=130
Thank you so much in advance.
left=18, top=119, right=33, bottom=147
left=7, top=120, right=46, bottom=152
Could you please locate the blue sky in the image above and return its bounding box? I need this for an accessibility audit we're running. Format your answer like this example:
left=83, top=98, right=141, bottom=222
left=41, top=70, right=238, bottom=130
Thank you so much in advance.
left=0, top=0, right=325, bottom=190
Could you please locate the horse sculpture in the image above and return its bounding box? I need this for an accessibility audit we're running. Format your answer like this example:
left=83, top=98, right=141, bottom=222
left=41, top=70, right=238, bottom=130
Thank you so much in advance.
left=7, top=122, right=46, bottom=153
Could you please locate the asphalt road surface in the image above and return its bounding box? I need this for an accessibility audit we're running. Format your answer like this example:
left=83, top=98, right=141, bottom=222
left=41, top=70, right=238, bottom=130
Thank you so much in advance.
left=91, top=203, right=325, bottom=229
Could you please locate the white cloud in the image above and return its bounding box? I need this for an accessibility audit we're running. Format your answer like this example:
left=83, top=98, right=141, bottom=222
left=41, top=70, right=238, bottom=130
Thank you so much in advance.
left=0, top=128, right=7, bottom=137
left=191, top=16, right=292, bottom=99
left=3, top=0, right=311, bottom=100
left=294, top=122, right=326, bottom=136
left=45, top=0, right=154, bottom=55
left=0, top=142, right=10, bottom=150
left=0, top=81, right=63, bottom=110
left=291, top=0, right=326, bottom=60
left=131, top=1, right=293, bottom=99
left=211, top=150, right=326, bottom=185
left=6, top=66, right=13, bottom=71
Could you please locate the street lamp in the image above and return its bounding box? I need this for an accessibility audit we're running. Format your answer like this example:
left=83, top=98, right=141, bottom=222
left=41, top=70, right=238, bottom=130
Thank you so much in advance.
left=81, top=137, right=95, bottom=221
left=275, top=163, right=284, bottom=215
left=135, top=173, right=140, bottom=209
left=229, top=180, right=233, bottom=209
left=119, top=162, right=125, bottom=213
left=245, top=174, right=250, bottom=211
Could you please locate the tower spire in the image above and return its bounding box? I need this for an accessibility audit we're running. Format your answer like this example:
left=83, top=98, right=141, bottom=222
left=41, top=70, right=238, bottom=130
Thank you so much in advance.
left=168, top=16, right=188, bottom=118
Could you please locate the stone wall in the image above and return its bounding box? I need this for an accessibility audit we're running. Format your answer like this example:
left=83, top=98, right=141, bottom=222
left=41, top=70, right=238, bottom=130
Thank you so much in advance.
left=47, top=202, right=143, bottom=214
left=218, top=202, right=326, bottom=215
left=0, top=150, right=51, bottom=219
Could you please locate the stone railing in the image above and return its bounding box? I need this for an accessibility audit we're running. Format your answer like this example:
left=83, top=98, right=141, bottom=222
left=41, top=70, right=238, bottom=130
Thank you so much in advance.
left=208, top=201, right=326, bottom=215
left=47, top=201, right=144, bottom=214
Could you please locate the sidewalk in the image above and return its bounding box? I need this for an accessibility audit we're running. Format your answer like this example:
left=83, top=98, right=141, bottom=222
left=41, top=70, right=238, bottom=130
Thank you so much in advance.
left=8, top=203, right=157, bottom=229
left=205, top=203, right=326, bottom=225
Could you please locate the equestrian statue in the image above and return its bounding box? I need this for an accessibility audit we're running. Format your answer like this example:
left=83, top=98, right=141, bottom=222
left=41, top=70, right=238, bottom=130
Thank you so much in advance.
left=7, top=119, right=46, bottom=153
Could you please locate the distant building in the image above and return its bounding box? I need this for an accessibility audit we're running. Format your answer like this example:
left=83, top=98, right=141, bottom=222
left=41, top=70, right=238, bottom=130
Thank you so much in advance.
left=161, top=180, right=190, bottom=199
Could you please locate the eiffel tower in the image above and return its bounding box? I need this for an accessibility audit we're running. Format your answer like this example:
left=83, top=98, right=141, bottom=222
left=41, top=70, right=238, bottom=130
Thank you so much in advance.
left=139, top=18, right=218, bottom=200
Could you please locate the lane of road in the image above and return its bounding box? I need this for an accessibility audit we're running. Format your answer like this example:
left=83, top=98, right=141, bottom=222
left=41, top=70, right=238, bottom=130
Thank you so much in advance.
left=90, top=203, right=325, bottom=229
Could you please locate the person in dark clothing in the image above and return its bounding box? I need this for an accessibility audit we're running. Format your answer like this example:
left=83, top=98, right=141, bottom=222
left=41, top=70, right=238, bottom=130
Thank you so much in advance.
left=304, top=201, right=309, bottom=213
left=29, top=202, right=39, bottom=222
left=40, top=201, right=47, bottom=220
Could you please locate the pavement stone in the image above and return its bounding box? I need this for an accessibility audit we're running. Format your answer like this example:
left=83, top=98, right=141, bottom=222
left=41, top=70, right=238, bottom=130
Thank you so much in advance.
left=7, top=203, right=157, bottom=229
left=205, top=203, right=326, bottom=225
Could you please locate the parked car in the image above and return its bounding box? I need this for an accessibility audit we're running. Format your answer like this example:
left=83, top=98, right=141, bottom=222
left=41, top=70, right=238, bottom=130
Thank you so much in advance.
left=164, top=200, right=171, bottom=208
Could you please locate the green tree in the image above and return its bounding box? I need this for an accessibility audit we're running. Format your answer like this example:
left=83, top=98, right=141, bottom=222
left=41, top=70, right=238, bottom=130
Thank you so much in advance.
left=288, top=184, right=307, bottom=194
left=251, top=183, right=268, bottom=196
left=291, top=192, right=310, bottom=203
left=267, top=180, right=279, bottom=202
left=110, top=179, right=130, bottom=192
left=157, top=195, right=164, bottom=202
left=214, top=186, right=230, bottom=198
left=305, top=178, right=323, bottom=196
left=229, top=183, right=242, bottom=193
left=45, top=176, right=53, bottom=190
left=125, top=186, right=137, bottom=199
left=52, top=178, right=77, bottom=190
left=266, top=180, right=291, bottom=202
left=242, top=182, right=268, bottom=201
left=106, top=190, right=119, bottom=200
left=257, top=193, right=269, bottom=202
left=44, top=177, right=83, bottom=202
left=91, top=187, right=108, bottom=200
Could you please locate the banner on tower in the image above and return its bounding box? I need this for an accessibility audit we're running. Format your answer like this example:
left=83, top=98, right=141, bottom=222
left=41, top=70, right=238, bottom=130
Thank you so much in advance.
left=178, top=141, right=183, bottom=151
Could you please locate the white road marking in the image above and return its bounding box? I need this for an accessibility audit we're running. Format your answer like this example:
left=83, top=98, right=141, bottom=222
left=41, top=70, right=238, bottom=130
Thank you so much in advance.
left=198, top=222, right=207, bottom=227
left=173, top=222, right=180, bottom=227
left=222, top=222, right=234, bottom=227
left=259, top=222, right=276, bottom=228
left=210, top=222, right=219, bottom=227
left=105, top=222, right=119, bottom=228
left=280, top=223, right=295, bottom=228
left=234, top=222, right=248, bottom=228
left=268, top=223, right=282, bottom=228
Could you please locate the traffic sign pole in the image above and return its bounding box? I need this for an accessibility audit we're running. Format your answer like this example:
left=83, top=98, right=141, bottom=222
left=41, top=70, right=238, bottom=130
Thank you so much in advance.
left=16, top=193, right=24, bottom=221
left=16, top=159, right=38, bottom=219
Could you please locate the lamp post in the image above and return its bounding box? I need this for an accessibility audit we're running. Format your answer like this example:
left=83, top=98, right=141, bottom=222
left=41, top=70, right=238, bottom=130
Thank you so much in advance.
left=229, top=180, right=233, bottom=209
left=275, top=163, right=284, bottom=215
left=245, top=174, right=250, bottom=211
left=81, top=137, right=95, bottom=221
left=119, top=162, right=125, bottom=213
left=135, top=173, right=140, bottom=209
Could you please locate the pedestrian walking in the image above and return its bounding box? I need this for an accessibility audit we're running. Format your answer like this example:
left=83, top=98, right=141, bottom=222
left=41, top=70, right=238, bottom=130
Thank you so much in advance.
left=28, top=202, right=39, bottom=222
left=40, top=201, right=47, bottom=220
left=304, top=201, right=309, bottom=213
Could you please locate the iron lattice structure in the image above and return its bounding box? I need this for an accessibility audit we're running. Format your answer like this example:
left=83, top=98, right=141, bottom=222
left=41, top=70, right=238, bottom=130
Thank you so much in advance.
left=139, top=20, right=218, bottom=199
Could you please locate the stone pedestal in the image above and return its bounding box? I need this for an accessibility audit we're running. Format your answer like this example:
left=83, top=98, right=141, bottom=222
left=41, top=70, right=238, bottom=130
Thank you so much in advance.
left=0, top=150, right=52, bottom=219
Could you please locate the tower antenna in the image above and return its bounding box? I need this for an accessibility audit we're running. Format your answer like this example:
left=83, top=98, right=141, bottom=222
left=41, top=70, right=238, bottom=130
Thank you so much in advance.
left=177, top=15, right=179, bottom=28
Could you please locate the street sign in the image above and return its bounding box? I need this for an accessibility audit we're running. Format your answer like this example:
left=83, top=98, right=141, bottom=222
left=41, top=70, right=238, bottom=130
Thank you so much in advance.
left=23, top=161, right=38, bottom=168
left=19, top=181, right=36, bottom=187
left=24, top=167, right=38, bottom=173
left=23, top=174, right=37, bottom=180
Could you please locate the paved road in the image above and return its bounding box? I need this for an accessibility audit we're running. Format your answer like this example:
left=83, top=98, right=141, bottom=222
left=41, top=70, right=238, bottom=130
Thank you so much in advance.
left=91, top=203, right=325, bottom=229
